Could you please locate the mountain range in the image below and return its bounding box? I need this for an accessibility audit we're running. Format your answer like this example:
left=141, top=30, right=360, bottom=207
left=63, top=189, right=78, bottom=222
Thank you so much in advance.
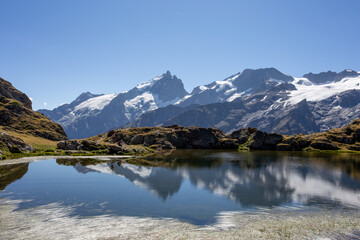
left=39, top=68, right=360, bottom=139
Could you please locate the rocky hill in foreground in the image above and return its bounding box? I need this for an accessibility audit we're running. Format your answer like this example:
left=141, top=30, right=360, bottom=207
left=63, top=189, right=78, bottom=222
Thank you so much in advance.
left=0, top=77, right=67, bottom=157
left=57, top=119, right=360, bottom=154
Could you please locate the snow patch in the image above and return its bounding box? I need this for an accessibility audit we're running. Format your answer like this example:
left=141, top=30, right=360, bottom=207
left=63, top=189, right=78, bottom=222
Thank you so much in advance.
left=174, top=94, right=192, bottom=105
left=211, top=81, right=233, bottom=92
left=136, top=74, right=164, bottom=90
left=224, top=72, right=242, bottom=81
left=226, top=88, right=253, bottom=102
left=287, top=76, right=360, bottom=105
left=224, top=88, right=237, bottom=96
left=74, top=93, right=117, bottom=112
left=124, top=92, right=158, bottom=119
left=199, top=86, right=208, bottom=91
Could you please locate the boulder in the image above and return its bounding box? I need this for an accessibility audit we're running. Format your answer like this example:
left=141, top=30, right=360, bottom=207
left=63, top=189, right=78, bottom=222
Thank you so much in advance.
left=108, top=145, right=123, bottom=154
left=130, top=135, right=144, bottom=145
left=248, top=131, right=283, bottom=150
left=143, top=134, right=156, bottom=146
left=220, top=139, right=239, bottom=149
left=0, top=132, right=33, bottom=153
left=310, top=141, right=339, bottom=150
left=57, top=140, right=81, bottom=150
left=160, top=141, right=174, bottom=149
left=281, top=136, right=310, bottom=151
left=81, top=140, right=102, bottom=151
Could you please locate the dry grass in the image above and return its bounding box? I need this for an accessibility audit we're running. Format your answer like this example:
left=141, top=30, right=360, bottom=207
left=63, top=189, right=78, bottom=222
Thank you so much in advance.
left=0, top=126, right=57, bottom=150
left=0, top=97, right=67, bottom=141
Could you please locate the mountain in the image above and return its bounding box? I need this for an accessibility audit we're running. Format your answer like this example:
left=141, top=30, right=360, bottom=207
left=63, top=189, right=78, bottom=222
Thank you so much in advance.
left=40, top=68, right=360, bottom=138
left=127, top=69, right=360, bottom=135
left=175, top=67, right=293, bottom=107
left=38, top=71, right=188, bottom=139
left=0, top=77, right=67, bottom=157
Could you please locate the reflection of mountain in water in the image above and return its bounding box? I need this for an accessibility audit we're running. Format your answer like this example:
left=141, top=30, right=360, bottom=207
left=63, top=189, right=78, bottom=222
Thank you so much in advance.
left=69, top=152, right=360, bottom=208
left=75, top=163, right=182, bottom=200
left=0, top=163, right=29, bottom=191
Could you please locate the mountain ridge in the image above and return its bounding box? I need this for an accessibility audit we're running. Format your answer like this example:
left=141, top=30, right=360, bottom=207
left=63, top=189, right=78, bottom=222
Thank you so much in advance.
left=39, top=71, right=188, bottom=139
left=39, top=68, right=360, bottom=139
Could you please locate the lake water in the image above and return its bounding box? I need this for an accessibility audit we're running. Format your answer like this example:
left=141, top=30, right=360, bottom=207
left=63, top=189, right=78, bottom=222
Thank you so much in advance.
left=1, top=150, right=360, bottom=239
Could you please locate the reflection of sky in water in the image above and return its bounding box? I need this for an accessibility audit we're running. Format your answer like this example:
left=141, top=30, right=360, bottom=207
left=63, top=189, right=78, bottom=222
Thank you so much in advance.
left=1, top=151, right=360, bottom=225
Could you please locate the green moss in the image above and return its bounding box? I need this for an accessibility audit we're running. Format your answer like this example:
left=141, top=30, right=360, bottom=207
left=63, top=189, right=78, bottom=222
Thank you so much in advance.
left=238, top=145, right=249, bottom=152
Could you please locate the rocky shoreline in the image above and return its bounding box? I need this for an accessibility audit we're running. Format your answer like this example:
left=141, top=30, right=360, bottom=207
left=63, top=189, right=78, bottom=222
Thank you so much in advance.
left=56, top=119, right=360, bottom=154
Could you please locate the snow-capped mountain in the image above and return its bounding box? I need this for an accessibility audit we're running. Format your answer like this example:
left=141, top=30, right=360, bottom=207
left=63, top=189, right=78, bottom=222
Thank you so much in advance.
left=127, top=69, right=360, bottom=135
left=40, top=68, right=360, bottom=138
left=38, top=71, right=188, bottom=138
left=175, top=68, right=293, bottom=107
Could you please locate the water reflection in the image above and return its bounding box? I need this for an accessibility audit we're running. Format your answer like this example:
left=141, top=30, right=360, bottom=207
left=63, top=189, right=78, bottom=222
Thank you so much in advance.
left=56, top=151, right=360, bottom=208
left=0, top=163, right=29, bottom=191
left=2, top=151, right=360, bottom=225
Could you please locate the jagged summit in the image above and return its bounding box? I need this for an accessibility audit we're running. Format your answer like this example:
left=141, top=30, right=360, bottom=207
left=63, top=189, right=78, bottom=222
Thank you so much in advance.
left=303, top=69, right=360, bottom=84
left=39, top=71, right=188, bottom=139
left=175, top=67, right=294, bottom=107
left=39, top=67, right=360, bottom=138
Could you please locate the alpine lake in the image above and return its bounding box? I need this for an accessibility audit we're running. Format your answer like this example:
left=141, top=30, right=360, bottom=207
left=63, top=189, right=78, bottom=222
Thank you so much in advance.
left=1, top=150, right=360, bottom=239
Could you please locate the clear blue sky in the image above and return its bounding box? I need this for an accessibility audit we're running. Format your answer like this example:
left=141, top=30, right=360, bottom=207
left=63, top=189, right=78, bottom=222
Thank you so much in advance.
left=1, top=0, right=359, bottom=110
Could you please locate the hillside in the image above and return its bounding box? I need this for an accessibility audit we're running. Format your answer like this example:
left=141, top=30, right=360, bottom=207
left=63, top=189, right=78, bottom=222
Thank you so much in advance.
left=57, top=119, right=360, bottom=153
left=0, top=77, right=67, bottom=158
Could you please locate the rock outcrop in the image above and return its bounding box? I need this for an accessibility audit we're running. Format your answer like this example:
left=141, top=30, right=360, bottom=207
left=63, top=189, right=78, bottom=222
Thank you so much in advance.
left=0, top=77, right=67, bottom=141
left=57, top=120, right=360, bottom=153
left=0, top=77, right=32, bottom=109
left=0, top=132, right=34, bottom=154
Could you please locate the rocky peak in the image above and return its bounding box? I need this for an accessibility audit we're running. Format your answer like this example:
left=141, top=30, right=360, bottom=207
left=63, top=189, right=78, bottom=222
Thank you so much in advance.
left=232, top=68, right=294, bottom=91
left=303, top=69, right=359, bottom=84
left=137, top=71, right=188, bottom=102
left=334, top=69, right=360, bottom=82
left=0, top=77, right=32, bottom=109
left=72, top=92, right=103, bottom=107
